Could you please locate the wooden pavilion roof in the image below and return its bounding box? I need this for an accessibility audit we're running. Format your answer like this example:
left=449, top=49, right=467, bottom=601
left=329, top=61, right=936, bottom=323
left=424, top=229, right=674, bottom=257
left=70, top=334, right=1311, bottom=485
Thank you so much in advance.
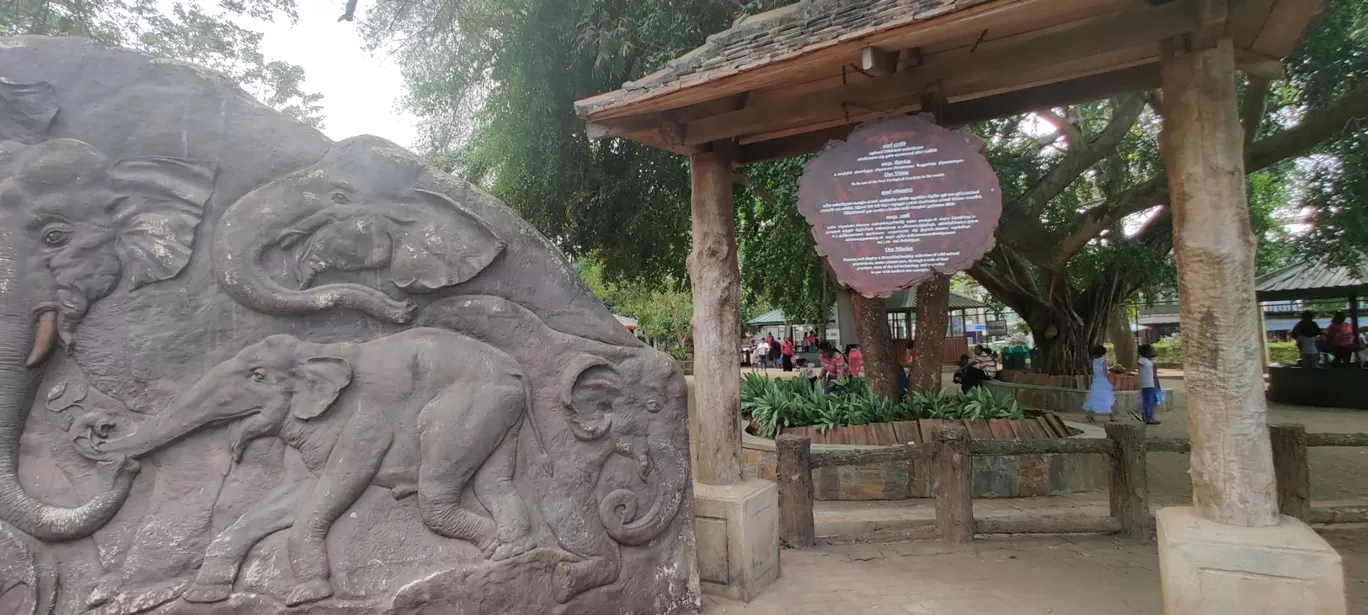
left=575, top=0, right=1325, bottom=165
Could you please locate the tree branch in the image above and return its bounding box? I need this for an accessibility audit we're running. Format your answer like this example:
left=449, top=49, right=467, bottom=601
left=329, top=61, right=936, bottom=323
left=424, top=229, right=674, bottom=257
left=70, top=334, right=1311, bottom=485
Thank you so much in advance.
left=1050, top=81, right=1368, bottom=266
left=1023, top=96, right=1145, bottom=212
left=1247, top=81, right=1368, bottom=171
left=733, top=172, right=779, bottom=209
left=998, top=95, right=1146, bottom=271
left=339, top=0, right=359, bottom=21
left=1034, top=107, right=1083, bottom=148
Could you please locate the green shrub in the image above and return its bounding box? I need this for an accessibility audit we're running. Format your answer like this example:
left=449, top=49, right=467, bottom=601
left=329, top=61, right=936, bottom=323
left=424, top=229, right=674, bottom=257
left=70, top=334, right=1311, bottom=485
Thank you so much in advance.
left=1267, top=341, right=1300, bottom=365
left=740, top=374, right=1024, bottom=438
left=1151, top=339, right=1182, bottom=364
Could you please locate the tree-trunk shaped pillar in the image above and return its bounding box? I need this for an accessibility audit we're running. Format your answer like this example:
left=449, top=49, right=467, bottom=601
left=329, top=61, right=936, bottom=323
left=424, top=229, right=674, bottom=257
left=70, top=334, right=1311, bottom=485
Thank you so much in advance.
left=688, top=143, right=742, bottom=486
left=1161, top=36, right=1277, bottom=527
left=851, top=292, right=900, bottom=399
left=689, top=142, right=781, bottom=602
left=910, top=274, right=950, bottom=392
left=1156, top=36, right=1345, bottom=614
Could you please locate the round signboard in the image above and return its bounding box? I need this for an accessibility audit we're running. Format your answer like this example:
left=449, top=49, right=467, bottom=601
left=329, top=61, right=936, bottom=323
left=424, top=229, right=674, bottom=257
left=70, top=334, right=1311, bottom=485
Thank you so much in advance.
left=797, top=116, right=1002, bottom=298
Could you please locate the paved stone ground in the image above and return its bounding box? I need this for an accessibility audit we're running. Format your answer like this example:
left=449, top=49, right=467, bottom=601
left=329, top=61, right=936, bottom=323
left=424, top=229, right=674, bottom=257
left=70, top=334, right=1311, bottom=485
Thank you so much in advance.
left=704, top=528, right=1368, bottom=614
left=714, top=367, right=1368, bottom=613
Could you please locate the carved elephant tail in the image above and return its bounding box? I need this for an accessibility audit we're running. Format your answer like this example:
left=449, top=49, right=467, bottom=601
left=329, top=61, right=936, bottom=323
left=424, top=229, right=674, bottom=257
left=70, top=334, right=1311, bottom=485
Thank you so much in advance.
left=0, top=522, right=58, bottom=615
left=598, top=438, right=687, bottom=546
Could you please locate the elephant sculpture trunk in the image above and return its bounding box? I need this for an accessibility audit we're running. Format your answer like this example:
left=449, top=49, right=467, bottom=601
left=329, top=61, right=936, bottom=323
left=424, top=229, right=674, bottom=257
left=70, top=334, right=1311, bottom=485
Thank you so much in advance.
left=214, top=218, right=419, bottom=325
left=0, top=245, right=138, bottom=542
left=599, top=436, right=686, bottom=547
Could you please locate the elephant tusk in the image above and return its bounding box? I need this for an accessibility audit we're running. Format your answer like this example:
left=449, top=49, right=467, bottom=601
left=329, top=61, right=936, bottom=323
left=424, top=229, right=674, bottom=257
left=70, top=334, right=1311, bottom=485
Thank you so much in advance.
left=26, top=310, right=57, bottom=368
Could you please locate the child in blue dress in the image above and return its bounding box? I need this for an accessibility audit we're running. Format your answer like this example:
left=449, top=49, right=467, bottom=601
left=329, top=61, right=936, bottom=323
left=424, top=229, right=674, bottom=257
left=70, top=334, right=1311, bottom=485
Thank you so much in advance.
left=1083, top=345, right=1115, bottom=423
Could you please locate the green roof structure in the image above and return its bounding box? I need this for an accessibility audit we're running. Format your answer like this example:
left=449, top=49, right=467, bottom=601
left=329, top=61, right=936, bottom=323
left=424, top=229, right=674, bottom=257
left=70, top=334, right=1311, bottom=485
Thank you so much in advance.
left=1255, top=260, right=1368, bottom=302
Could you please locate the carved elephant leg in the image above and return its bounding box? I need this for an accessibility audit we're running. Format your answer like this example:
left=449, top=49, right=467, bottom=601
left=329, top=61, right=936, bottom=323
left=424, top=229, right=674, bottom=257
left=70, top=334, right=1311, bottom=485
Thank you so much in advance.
left=183, top=480, right=308, bottom=603
left=285, top=425, right=391, bottom=607
left=416, top=383, right=525, bottom=555
left=472, top=420, right=532, bottom=561
left=546, top=487, right=622, bottom=603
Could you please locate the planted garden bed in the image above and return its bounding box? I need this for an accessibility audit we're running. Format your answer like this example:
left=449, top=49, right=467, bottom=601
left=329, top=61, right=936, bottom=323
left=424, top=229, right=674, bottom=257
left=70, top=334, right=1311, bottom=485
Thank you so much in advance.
left=738, top=375, right=1105, bottom=500
left=779, top=414, right=1078, bottom=446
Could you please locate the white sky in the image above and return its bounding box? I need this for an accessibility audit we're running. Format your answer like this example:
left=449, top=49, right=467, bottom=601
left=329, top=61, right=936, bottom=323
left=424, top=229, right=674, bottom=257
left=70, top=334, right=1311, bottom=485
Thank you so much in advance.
left=246, top=1, right=419, bottom=149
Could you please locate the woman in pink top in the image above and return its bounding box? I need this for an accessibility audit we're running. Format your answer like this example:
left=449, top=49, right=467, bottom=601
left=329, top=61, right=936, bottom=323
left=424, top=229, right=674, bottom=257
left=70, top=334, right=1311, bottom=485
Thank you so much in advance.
left=781, top=338, right=795, bottom=372
left=845, top=344, right=863, bottom=377
left=1327, top=312, right=1358, bottom=365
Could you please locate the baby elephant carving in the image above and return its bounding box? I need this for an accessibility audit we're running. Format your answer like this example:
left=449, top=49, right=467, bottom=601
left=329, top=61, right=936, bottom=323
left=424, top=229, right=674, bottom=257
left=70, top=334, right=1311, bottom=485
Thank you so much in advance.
left=72, top=329, right=534, bottom=607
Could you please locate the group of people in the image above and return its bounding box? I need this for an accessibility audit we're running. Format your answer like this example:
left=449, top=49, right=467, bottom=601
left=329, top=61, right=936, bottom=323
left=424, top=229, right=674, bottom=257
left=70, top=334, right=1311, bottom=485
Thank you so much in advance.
left=750, top=334, right=796, bottom=371
left=1082, top=344, right=1164, bottom=426
left=952, top=345, right=1000, bottom=392
left=1291, top=310, right=1365, bottom=368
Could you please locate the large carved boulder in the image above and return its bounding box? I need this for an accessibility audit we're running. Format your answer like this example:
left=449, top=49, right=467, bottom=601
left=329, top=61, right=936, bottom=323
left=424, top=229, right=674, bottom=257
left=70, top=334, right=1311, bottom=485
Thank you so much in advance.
left=0, top=36, right=698, bottom=615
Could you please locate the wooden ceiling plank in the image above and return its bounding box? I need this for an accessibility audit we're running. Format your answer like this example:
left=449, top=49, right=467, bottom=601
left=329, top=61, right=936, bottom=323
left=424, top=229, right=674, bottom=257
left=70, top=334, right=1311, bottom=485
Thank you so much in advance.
left=736, top=64, right=1162, bottom=165
left=684, top=0, right=1204, bottom=146
left=1249, top=0, right=1328, bottom=58
left=738, top=46, right=1153, bottom=146
left=1230, top=0, right=1279, bottom=48
left=743, top=5, right=1138, bottom=112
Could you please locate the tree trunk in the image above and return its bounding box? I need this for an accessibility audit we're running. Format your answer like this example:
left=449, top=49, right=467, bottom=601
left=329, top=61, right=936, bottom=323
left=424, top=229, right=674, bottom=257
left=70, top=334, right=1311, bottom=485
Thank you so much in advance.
left=1109, top=304, right=1137, bottom=370
left=909, top=274, right=949, bottom=392
left=850, top=291, right=899, bottom=400
left=1031, top=323, right=1090, bottom=376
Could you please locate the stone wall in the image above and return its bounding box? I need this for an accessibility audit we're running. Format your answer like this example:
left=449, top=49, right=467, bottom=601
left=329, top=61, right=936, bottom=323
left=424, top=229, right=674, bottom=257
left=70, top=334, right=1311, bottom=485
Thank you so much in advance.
left=741, top=431, right=1107, bottom=500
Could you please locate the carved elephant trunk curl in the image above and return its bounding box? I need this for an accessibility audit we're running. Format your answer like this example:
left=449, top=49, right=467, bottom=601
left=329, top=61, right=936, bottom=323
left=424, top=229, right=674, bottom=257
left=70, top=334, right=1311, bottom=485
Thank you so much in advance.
left=0, top=138, right=214, bottom=542
left=418, top=296, right=690, bottom=603
left=212, top=136, right=507, bottom=326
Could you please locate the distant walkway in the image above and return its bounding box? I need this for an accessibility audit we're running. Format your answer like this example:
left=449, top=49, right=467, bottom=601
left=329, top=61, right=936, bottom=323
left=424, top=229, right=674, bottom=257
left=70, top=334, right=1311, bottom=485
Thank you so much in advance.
left=703, top=529, right=1368, bottom=614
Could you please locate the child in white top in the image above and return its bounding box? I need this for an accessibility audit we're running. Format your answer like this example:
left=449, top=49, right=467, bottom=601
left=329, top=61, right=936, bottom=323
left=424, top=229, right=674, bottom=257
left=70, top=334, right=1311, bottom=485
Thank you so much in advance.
left=1133, top=345, right=1162, bottom=426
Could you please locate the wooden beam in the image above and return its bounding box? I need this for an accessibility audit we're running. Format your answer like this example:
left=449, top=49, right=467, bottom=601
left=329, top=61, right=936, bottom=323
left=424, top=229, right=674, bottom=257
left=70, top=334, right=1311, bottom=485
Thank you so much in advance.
left=860, top=47, right=900, bottom=77
left=736, top=65, right=1162, bottom=165
left=1250, top=0, right=1328, bottom=58
left=684, top=0, right=1210, bottom=147
left=584, top=94, right=745, bottom=142
left=1235, top=48, right=1284, bottom=79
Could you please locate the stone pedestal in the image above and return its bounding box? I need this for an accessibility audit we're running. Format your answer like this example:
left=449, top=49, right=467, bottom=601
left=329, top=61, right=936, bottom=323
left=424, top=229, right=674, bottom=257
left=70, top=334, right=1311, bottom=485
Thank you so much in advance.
left=1157, top=507, right=1346, bottom=615
left=693, top=479, right=780, bottom=602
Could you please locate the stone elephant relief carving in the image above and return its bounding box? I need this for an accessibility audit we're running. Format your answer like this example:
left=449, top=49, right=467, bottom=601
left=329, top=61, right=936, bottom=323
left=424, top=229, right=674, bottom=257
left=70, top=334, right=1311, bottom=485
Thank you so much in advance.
left=418, top=296, right=690, bottom=604
left=0, top=522, right=57, bottom=615
left=72, top=329, right=535, bottom=607
left=213, top=136, right=506, bottom=325
left=0, top=137, right=214, bottom=543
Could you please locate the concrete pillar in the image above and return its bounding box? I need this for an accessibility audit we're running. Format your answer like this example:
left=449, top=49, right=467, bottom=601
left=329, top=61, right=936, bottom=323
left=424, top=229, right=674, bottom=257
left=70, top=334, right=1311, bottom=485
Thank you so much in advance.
left=688, top=143, right=742, bottom=486
left=1157, top=37, right=1346, bottom=615
left=1160, top=37, right=1277, bottom=527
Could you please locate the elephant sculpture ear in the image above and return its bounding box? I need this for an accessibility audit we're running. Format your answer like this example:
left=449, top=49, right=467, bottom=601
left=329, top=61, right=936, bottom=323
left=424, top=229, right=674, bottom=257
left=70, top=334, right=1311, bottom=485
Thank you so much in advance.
left=561, top=355, right=620, bottom=441
left=391, top=189, right=506, bottom=293
left=106, top=156, right=217, bottom=289
left=292, top=356, right=353, bottom=420
left=0, top=79, right=58, bottom=145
